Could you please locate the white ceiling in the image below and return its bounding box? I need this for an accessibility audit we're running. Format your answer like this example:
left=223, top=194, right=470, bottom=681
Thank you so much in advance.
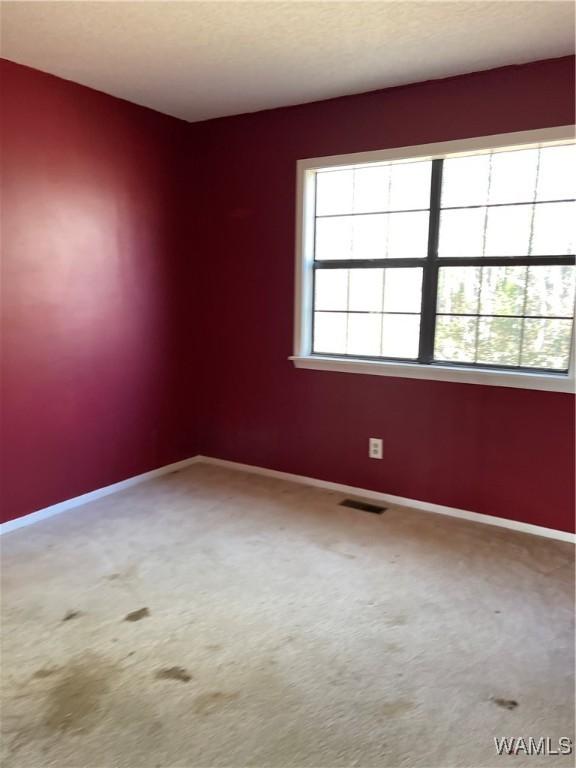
left=1, top=1, right=574, bottom=124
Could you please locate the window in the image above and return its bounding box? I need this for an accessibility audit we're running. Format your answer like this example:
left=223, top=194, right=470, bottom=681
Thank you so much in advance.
left=293, top=128, right=576, bottom=392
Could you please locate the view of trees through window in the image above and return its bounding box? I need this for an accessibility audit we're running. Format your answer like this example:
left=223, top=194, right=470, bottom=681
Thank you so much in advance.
left=311, top=142, right=576, bottom=372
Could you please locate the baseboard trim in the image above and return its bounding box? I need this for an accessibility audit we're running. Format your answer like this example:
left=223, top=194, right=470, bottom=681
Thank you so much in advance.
left=0, top=456, right=202, bottom=535
left=2, top=453, right=573, bottom=544
left=196, top=455, right=575, bottom=544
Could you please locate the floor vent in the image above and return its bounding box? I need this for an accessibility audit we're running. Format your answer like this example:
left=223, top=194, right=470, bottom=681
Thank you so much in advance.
left=339, top=499, right=387, bottom=514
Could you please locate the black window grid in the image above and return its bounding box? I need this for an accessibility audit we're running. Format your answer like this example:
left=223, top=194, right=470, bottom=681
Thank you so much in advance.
left=310, top=157, right=576, bottom=373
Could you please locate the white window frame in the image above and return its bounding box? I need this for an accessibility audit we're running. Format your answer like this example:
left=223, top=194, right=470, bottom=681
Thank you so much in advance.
left=291, top=126, right=576, bottom=393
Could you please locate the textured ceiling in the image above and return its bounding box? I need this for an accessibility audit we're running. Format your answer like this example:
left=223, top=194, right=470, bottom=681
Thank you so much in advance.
left=1, top=1, right=574, bottom=123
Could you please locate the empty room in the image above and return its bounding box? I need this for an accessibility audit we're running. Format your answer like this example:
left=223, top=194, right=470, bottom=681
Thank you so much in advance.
left=1, top=2, right=575, bottom=767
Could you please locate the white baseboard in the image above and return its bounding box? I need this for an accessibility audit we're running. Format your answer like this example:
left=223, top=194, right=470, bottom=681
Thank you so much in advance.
left=196, top=455, right=576, bottom=544
left=0, top=456, right=202, bottom=535
left=2, top=453, right=573, bottom=544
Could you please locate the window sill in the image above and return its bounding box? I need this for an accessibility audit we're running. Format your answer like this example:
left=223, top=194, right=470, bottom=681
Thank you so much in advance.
left=290, top=356, right=575, bottom=393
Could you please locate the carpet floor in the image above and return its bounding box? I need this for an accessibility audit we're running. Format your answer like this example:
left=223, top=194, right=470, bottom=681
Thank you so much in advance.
left=1, top=462, right=574, bottom=768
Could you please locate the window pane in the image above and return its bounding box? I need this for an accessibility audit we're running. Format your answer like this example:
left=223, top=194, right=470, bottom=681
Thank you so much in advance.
left=352, top=161, right=432, bottom=213
left=349, top=269, right=383, bottom=312
left=484, top=205, right=532, bottom=256
left=531, top=202, right=576, bottom=256
left=384, top=211, right=429, bottom=258
left=351, top=214, right=388, bottom=259
left=441, top=154, right=490, bottom=208
left=441, top=147, right=542, bottom=208
left=435, top=265, right=574, bottom=368
left=476, top=318, right=521, bottom=366
left=439, top=205, right=537, bottom=257
left=381, top=314, right=420, bottom=359
left=437, top=267, right=481, bottom=314
left=438, top=208, right=485, bottom=257
left=479, top=266, right=527, bottom=316
left=488, top=148, right=539, bottom=205
left=439, top=204, right=575, bottom=258
left=313, top=312, right=346, bottom=354
left=347, top=313, right=381, bottom=356
left=316, top=170, right=353, bottom=215
left=536, top=144, right=576, bottom=202
left=434, top=316, right=477, bottom=362
left=315, top=267, right=427, bottom=314
left=317, top=160, right=432, bottom=216
left=525, top=265, right=576, bottom=317
left=386, top=160, right=432, bottom=211
left=318, top=212, right=430, bottom=260
left=383, top=268, right=423, bottom=313
left=352, top=165, right=390, bottom=213
left=314, top=269, right=348, bottom=311
left=315, top=217, right=352, bottom=260
left=521, top=319, right=573, bottom=370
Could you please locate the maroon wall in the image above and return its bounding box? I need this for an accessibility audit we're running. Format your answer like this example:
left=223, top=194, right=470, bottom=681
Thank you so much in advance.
left=2, top=56, right=574, bottom=532
left=0, top=60, right=196, bottom=523
left=189, top=57, right=576, bottom=533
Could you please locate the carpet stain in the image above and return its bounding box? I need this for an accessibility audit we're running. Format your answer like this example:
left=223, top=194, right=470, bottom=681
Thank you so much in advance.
left=108, top=564, right=138, bottom=582
left=380, top=699, right=415, bottom=717
left=43, top=654, right=117, bottom=733
left=314, top=537, right=356, bottom=560
left=192, top=691, right=239, bottom=715
left=155, top=667, right=192, bottom=683
left=386, top=615, right=408, bottom=627
left=62, top=610, right=82, bottom=622
left=272, top=636, right=295, bottom=652
left=124, top=607, right=150, bottom=622
left=32, top=667, right=59, bottom=679
left=492, top=697, right=518, bottom=710
left=318, top=540, right=357, bottom=559
left=206, top=644, right=222, bottom=652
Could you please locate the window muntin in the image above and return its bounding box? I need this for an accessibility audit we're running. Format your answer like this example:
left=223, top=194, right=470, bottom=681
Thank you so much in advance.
left=309, top=143, right=576, bottom=373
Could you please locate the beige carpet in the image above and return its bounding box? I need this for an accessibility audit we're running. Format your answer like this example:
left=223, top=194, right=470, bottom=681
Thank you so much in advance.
left=1, top=462, right=574, bottom=768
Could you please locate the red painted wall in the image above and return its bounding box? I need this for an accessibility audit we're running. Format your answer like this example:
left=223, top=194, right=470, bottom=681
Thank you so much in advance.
left=189, top=56, right=576, bottom=533
left=0, top=60, right=196, bottom=524
left=2, top=57, right=574, bottom=532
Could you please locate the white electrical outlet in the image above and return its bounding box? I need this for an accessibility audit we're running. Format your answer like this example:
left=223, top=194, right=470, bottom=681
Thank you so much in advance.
left=369, top=438, right=383, bottom=460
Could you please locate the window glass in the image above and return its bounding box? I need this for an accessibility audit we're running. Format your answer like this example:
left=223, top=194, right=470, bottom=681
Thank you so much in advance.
left=311, top=142, right=576, bottom=372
